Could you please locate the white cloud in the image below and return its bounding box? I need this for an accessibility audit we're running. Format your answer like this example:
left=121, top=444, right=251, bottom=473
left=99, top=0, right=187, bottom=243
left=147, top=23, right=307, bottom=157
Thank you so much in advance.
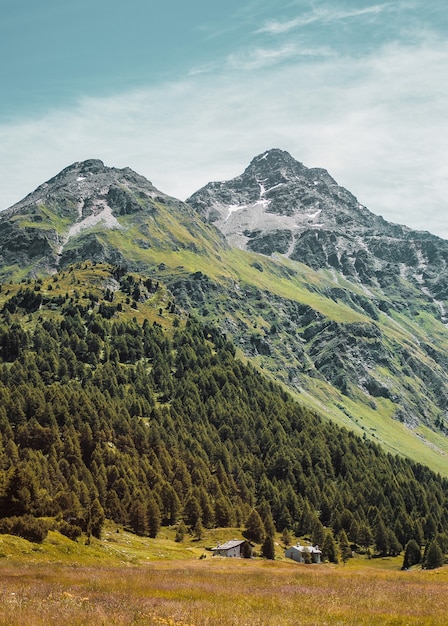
left=190, top=42, right=334, bottom=75
left=257, top=3, right=396, bottom=35
left=225, top=42, right=335, bottom=71
left=0, top=34, right=447, bottom=239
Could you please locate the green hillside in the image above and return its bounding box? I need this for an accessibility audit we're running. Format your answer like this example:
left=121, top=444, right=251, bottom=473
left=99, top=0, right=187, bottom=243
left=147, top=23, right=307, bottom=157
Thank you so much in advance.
left=0, top=263, right=447, bottom=564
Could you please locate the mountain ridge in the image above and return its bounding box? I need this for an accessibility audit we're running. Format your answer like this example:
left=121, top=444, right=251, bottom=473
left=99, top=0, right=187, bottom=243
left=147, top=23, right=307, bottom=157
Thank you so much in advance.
left=1, top=151, right=448, bottom=475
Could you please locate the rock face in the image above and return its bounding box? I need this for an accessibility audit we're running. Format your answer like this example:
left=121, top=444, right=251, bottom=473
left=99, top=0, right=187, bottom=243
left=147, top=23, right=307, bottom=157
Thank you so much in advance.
left=188, top=149, right=448, bottom=322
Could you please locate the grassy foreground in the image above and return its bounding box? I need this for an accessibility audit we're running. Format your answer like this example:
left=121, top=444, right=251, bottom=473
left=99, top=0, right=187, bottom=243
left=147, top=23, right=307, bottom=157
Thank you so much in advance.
left=1, top=526, right=448, bottom=625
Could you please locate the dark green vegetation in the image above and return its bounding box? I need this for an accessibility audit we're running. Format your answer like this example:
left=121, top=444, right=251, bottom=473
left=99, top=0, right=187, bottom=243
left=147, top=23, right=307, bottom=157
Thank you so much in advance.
left=0, top=264, right=447, bottom=566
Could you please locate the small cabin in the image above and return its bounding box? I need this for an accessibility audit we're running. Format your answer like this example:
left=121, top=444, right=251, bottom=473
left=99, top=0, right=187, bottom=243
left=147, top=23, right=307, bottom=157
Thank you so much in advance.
left=212, top=539, right=252, bottom=558
left=285, top=543, right=322, bottom=564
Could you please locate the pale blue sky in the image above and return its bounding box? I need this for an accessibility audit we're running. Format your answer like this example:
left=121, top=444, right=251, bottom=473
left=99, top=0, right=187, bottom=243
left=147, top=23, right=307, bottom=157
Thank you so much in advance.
left=1, top=1, right=447, bottom=238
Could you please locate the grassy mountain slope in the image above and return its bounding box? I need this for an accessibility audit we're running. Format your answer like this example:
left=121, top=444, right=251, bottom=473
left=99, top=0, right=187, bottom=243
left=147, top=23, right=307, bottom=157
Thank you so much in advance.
left=1, top=160, right=448, bottom=475
left=159, top=248, right=448, bottom=475
left=1, top=263, right=448, bottom=564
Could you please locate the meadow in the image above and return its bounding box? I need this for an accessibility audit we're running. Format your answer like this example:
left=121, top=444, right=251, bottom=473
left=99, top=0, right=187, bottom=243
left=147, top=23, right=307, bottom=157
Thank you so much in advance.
left=1, top=526, right=447, bottom=625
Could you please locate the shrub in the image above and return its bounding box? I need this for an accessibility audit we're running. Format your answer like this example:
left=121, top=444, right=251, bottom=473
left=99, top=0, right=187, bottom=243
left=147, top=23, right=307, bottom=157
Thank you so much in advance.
left=58, top=520, right=82, bottom=541
left=175, top=520, right=187, bottom=542
left=0, top=515, right=49, bottom=543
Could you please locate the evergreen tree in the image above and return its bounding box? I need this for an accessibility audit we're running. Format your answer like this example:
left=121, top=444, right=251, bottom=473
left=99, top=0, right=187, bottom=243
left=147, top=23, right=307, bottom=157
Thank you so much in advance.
left=339, top=529, right=352, bottom=564
left=244, top=509, right=265, bottom=544
left=175, top=520, right=187, bottom=542
left=89, top=498, right=105, bottom=539
left=105, top=489, right=127, bottom=525
left=424, top=539, right=444, bottom=570
left=263, top=512, right=276, bottom=539
left=312, top=519, right=325, bottom=548
left=146, top=496, right=161, bottom=539
left=322, top=530, right=339, bottom=564
left=435, top=533, right=448, bottom=555
left=281, top=527, right=293, bottom=548
left=402, top=539, right=421, bottom=569
left=129, top=500, right=148, bottom=536
left=386, top=529, right=402, bottom=557
left=193, top=517, right=204, bottom=540
left=215, top=496, right=234, bottom=527
left=183, top=495, right=202, bottom=527
left=375, top=518, right=389, bottom=556
left=261, top=533, right=276, bottom=560
left=357, top=521, right=373, bottom=551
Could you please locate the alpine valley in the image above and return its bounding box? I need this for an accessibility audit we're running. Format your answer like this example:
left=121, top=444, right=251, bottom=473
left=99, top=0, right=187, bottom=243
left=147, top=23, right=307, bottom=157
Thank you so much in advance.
left=1, top=150, right=448, bottom=570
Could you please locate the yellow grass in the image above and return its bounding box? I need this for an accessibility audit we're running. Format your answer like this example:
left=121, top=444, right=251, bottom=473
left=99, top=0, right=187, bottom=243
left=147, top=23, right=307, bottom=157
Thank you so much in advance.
left=1, top=525, right=447, bottom=624
left=1, top=548, right=447, bottom=625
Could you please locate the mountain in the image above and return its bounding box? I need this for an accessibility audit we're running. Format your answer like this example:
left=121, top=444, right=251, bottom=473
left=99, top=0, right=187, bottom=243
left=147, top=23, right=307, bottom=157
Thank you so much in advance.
left=1, top=153, right=448, bottom=476
left=0, top=158, right=226, bottom=280
left=188, top=148, right=448, bottom=316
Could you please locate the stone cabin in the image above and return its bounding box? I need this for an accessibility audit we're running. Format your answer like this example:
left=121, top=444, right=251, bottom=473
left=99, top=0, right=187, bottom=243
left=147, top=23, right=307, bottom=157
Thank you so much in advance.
left=285, top=544, right=322, bottom=564
left=212, top=539, right=252, bottom=558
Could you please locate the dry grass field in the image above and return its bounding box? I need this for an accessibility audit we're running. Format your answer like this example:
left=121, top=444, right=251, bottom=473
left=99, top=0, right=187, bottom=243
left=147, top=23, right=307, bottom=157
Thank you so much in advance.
left=1, top=558, right=448, bottom=625
left=1, top=526, right=447, bottom=625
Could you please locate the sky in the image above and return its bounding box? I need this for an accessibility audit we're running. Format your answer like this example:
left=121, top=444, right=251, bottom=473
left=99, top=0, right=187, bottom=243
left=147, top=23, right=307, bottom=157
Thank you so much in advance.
left=1, top=1, right=447, bottom=238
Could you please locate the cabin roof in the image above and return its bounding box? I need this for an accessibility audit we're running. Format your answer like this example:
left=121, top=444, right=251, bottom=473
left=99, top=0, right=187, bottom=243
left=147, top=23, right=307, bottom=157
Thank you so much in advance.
left=288, top=544, right=322, bottom=554
left=212, top=539, right=246, bottom=551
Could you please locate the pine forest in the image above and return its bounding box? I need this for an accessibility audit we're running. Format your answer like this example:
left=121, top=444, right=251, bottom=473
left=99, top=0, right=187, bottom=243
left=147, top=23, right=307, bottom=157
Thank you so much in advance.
left=0, top=263, right=447, bottom=567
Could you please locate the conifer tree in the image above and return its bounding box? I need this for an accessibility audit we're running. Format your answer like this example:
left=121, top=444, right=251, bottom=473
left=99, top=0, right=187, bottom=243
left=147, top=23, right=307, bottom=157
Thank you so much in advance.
left=244, top=509, right=265, bottom=544
left=281, top=527, right=292, bottom=548
left=263, top=512, right=276, bottom=540
left=183, top=495, right=202, bottom=527
left=129, top=500, right=148, bottom=536
left=146, top=496, right=162, bottom=538
left=89, top=498, right=105, bottom=539
left=215, top=496, right=234, bottom=527
left=322, top=530, right=338, bottom=564
left=386, top=529, right=402, bottom=557
left=160, top=483, right=181, bottom=525
left=261, top=533, right=276, bottom=560
left=374, top=517, right=389, bottom=556
left=339, top=529, right=352, bottom=564
left=357, top=521, right=373, bottom=551
left=312, top=519, right=325, bottom=547
left=193, top=517, right=204, bottom=540
left=175, top=520, right=187, bottom=542
left=423, top=539, right=444, bottom=570
left=402, top=539, right=421, bottom=569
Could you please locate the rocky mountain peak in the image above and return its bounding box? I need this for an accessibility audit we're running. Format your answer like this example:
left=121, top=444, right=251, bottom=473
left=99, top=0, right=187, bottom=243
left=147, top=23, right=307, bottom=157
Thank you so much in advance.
left=187, top=148, right=371, bottom=248
left=188, top=149, right=448, bottom=316
left=27, top=159, right=159, bottom=205
left=0, top=157, right=227, bottom=280
left=1, top=153, right=448, bottom=459
left=246, top=148, right=305, bottom=174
